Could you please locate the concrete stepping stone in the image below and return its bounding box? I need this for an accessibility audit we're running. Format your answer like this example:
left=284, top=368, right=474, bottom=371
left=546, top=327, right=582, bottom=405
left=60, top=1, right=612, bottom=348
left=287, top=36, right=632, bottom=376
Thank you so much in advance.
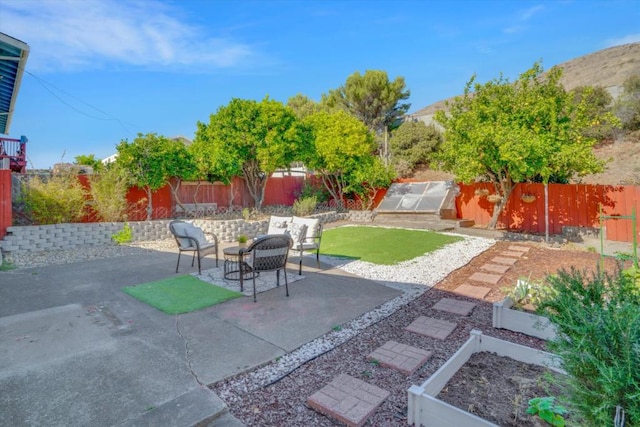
left=469, top=272, right=502, bottom=285
left=307, top=373, right=390, bottom=427
left=509, top=245, right=530, bottom=252
left=432, top=297, right=477, bottom=315
left=367, top=340, right=432, bottom=375
left=453, top=284, right=491, bottom=300
left=481, top=263, right=510, bottom=274
left=405, top=316, right=457, bottom=339
left=501, top=250, right=525, bottom=258
left=491, top=256, right=518, bottom=266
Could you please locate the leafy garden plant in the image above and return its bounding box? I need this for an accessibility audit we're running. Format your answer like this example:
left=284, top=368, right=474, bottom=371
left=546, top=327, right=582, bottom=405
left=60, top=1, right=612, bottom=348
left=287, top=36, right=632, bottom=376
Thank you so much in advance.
left=502, top=277, right=557, bottom=309
left=292, top=196, right=317, bottom=217
left=112, top=223, right=133, bottom=244
left=537, top=268, right=640, bottom=426
left=527, top=396, right=568, bottom=427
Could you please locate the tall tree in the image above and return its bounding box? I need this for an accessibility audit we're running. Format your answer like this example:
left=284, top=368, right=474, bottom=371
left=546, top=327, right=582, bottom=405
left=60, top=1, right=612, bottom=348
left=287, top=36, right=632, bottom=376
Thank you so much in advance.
left=304, top=110, right=388, bottom=207
left=321, top=70, right=410, bottom=163
left=434, top=63, right=620, bottom=229
left=115, top=133, right=177, bottom=220
left=389, top=120, right=442, bottom=177
left=193, top=97, right=309, bottom=210
left=287, top=93, right=323, bottom=119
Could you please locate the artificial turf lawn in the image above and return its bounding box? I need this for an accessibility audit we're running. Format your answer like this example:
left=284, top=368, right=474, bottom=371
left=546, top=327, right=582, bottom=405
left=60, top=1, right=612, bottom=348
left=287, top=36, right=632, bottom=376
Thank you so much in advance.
left=122, top=275, right=242, bottom=314
left=319, top=226, right=463, bottom=265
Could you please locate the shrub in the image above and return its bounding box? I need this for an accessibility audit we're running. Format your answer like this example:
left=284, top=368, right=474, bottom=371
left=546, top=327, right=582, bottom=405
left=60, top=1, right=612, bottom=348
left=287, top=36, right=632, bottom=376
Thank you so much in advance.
left=292, top=196, right=317, bottom=217
left=537, top=268, right=640, bottom=426
left=112, top=222, right=133, bottom=244
left=297, top=181, right=330, bottom=202
left=502, top=276, right=556, bottom=309
left=88, top=165, right=129, bottom=222
left=21, top=168, right=88, bottom=224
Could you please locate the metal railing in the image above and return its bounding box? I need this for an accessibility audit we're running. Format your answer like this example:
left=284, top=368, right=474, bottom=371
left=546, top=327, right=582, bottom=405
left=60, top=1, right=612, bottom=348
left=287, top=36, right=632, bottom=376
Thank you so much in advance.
left=0, top=136, right=27, bottom=173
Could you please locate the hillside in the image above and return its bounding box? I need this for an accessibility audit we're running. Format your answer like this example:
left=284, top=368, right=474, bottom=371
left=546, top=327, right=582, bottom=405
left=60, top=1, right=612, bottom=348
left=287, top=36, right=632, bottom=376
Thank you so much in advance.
left=409, top=42, right=640, bottom=185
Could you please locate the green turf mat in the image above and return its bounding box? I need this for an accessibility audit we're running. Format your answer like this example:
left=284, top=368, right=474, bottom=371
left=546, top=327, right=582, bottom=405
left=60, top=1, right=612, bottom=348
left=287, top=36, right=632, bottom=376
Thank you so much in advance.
left=122, top=275, right=243, bottom=314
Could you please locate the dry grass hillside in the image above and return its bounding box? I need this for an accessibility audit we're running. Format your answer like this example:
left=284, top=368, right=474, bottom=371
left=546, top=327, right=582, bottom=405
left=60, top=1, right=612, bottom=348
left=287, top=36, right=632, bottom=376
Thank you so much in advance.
left=410, top=42, right=640, bottom=185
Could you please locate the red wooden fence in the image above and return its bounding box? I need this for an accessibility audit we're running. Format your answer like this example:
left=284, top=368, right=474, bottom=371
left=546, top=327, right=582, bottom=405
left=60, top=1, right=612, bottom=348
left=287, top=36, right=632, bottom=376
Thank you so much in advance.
left=176, top=175, right=305, bottom=208
left=457, top=183, right=640, bottom=242
left=0, top=170, right=11, bottom=239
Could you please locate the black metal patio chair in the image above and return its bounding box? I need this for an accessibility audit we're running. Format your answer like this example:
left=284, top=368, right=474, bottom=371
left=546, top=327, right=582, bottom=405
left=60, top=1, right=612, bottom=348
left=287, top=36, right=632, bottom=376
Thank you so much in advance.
left=240, top=234, right=293, bottom=302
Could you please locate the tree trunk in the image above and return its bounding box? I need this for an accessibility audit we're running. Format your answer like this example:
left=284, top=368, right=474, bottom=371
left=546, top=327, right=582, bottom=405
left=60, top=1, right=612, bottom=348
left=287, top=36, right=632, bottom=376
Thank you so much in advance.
left=169, top=177, right=185, bottom=215
left=145, top=185, right=153, bottom=220
left=487, top=181, right=513, bottom=229
left=242, top=161, right=267, bottom=211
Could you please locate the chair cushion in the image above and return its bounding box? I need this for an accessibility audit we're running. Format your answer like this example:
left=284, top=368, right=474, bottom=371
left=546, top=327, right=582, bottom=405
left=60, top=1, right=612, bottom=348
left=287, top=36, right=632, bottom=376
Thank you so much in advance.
left=267, top=215, right=291, bottom=235
left=291, top=216, right=320, bottom=239
left=171, top=222, right=194, bottom=248
left=184, top=225, right=209, bottom=247
left=286, top=222, right=307, bottom=246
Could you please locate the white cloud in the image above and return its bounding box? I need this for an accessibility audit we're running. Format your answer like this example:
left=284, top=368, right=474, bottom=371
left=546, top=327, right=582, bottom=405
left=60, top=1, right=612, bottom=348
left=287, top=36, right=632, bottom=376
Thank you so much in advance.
left=502, top=4, right=545, bottom=34
left=605, top=34, right=640, bottom=48
left=1, top=0, right=254, bottom=72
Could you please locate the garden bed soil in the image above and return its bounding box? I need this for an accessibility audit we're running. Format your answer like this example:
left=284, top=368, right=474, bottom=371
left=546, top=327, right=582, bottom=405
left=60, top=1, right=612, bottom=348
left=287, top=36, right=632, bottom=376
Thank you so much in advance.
left=437, top=351, right=565, bottom=427
left=212, top=241, right=627, bottom=426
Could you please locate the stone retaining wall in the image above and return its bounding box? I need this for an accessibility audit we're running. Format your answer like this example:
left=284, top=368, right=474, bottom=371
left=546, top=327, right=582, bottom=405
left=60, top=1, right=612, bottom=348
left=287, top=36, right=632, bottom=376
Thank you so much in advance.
left=0, top=211, right=349, bottom=255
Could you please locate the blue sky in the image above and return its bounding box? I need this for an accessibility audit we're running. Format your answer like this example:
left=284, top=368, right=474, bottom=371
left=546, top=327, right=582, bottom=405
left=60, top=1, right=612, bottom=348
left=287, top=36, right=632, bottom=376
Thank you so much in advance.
left=2, top=0, right=639, bottom=169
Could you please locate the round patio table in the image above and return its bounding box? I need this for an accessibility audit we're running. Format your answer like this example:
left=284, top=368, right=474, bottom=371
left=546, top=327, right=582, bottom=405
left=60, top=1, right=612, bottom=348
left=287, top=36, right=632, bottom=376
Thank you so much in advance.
left=223, top=246, right=257, bottom=286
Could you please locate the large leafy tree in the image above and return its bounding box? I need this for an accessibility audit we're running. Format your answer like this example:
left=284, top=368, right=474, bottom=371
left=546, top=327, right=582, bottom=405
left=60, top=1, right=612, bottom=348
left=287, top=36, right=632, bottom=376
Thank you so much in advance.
left=389, top=120, right=442, bottom=177
left=304, top=110, right=390, bottom=207
left=434, top=63, right=619, bottom=229
left=287, top=93, right=323, bottom=119
left=192, top=97, right=309, bottom=210
left=115, top=133, right=182, bottom=220
left=321, top=70, right=410, bottom=163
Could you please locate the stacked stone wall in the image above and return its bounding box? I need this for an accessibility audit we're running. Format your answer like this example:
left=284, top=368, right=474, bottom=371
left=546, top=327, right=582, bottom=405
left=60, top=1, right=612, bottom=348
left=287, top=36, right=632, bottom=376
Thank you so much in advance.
left=0, top=211, right=351, bottom=255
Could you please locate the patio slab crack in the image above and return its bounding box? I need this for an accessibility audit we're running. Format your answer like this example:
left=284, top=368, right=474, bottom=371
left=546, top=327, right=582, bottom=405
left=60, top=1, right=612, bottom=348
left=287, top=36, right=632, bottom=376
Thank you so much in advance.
left=175, top=315, right=205, bottom=387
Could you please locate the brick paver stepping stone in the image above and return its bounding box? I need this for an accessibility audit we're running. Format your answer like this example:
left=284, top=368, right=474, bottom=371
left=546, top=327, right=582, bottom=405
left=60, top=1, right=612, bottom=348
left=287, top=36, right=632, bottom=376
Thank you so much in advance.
left=432, top=297, right=477, bottom=315
left=367, top=340, right=432, bottom=375
left=469, top=272, right=502, bottom=285
left=509, top=245, right=530, bottom=252
left=405, top=316, right=457, bottom=339
left=491, top=256, right=518, bottom=266
left=481, top=263, right=510, bottom=274
left=453, top=284, right=491, bottom=300
left=307, top=373, right=390, bottom=427
left=501, top=250, right=525, bottom=258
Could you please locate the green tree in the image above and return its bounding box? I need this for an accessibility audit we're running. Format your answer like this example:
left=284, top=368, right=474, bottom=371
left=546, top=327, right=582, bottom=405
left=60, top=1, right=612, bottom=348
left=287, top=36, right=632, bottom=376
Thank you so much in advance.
left=614, top=74, right=640, bottom=131
left=74, top=154, right=103, bottom=172
left=193, top=97, right=309, bottom=210
left=321, top=70, right=410, bottom=163
left=162, top=138, right=198, bottom=213
left=304, top=110, right=381, bottom=206
left=115, top=133, right=176, bottom=220
left=287, top=93, right=323, bottom=119
left=389, top=120, right=442, bottom=177
left=434, top=63, right=619, bottom=229
left=570, top=85, right=617, bottom=141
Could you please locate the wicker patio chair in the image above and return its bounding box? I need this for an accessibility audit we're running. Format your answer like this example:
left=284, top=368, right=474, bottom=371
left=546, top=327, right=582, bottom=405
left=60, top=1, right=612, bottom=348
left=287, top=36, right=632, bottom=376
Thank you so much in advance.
left=169, top=220, right=219, bottom=274
left=240, top=234, right=293, bottom=302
